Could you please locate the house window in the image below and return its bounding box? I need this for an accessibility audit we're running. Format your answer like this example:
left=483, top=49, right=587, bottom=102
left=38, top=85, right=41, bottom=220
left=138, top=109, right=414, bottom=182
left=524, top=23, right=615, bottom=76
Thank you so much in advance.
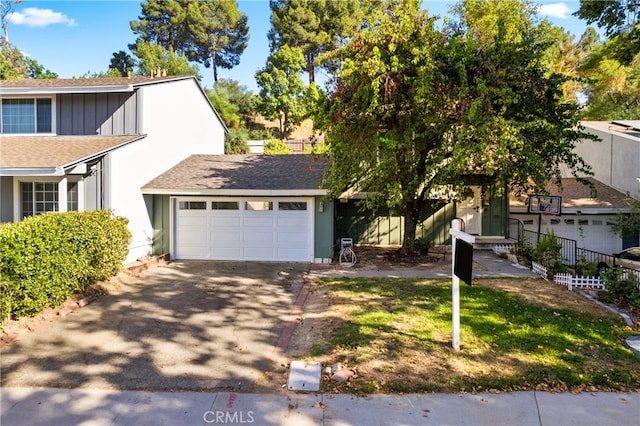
left=21, top=182, right=58, bottom=217
left=67, top=182, right=79, bottom=212
left=1, top=98, right=53, bottom=134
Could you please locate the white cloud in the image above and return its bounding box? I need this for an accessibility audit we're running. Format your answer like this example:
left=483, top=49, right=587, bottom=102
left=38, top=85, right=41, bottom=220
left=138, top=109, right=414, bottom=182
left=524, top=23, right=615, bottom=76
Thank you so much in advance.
left=538, top=3, right=573, bottom=19
left=8, top=7, right=77, bottom=28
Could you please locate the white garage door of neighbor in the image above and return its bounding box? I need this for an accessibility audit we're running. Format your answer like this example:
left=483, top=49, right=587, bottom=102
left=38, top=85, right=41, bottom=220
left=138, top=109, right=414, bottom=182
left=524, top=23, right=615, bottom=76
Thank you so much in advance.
left=541, top=215, right=620, bottom=255
left=175, top=198, right=313, bottom=261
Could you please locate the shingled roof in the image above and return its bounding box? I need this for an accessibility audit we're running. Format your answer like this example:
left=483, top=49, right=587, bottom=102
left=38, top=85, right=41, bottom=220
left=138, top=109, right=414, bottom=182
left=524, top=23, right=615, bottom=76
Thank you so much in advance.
left=0, top=135, right=146, bottom=172
left=142, top=154, right=330, bottom=195
left=0, top=76, right=193, bottom=91
left=510, top=177, right=630, bottom=212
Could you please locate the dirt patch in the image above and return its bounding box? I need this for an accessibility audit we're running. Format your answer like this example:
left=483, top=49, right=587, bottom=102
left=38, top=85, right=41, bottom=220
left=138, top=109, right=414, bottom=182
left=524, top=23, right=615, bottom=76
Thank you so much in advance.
left=332, top=245, right=452, bottom=271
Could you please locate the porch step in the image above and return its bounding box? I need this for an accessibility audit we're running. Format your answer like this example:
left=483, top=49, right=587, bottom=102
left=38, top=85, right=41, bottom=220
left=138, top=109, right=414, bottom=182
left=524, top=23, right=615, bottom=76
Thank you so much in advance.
left=472, top=237, right=517, bottom=250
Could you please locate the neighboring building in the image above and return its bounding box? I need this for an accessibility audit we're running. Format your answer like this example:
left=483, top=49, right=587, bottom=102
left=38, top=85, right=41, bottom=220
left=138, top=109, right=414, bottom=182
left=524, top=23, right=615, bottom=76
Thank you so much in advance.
left=0, top=76, right=226, bottom=262
left=510, top=178, right=631, bottom=257
left=509, top=121, right=640, bottom=255
left=575, top=121, right=640, bottom=197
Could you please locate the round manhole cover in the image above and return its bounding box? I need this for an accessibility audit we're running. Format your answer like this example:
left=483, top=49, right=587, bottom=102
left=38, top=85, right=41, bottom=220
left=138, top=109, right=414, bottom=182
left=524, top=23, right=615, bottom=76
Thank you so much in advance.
left=625, top=336, right=640, bottom=357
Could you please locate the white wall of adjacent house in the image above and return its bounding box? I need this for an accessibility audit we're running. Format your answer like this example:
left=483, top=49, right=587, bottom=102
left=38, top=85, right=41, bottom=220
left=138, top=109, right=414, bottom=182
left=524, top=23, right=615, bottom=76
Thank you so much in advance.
left=572, top=123, right=640, bottom=197
left=107, top=78, right=225, bottom=262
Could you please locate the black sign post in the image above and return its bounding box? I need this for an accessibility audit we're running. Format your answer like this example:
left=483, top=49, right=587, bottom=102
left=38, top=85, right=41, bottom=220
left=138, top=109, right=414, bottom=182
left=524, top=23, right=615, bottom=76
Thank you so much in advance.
left=454, top=239, right=473, bottom=286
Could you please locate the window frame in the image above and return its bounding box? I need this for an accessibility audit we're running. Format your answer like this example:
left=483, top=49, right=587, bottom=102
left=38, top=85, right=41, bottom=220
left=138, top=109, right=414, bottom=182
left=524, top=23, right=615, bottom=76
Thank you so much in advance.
left=14, top=177, right=81, bottom=219
left=1, top=96, right=56, bottom=135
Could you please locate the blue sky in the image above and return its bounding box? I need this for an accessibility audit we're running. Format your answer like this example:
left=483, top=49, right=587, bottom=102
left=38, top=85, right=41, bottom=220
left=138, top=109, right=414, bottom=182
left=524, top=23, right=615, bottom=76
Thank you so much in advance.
left=7, top=1, right=592, bottom=92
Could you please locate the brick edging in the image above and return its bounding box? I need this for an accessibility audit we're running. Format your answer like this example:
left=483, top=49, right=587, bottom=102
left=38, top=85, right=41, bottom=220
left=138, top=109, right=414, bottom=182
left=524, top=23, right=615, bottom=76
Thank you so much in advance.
left=275, top=276, right=312, bottom=353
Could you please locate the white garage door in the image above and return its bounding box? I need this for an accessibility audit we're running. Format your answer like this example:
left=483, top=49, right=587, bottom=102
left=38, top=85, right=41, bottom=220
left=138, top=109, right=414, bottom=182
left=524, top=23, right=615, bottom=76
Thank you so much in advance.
left=174, top=197, right=313, bottom=261
left=542, top=215, right=620, bottom=255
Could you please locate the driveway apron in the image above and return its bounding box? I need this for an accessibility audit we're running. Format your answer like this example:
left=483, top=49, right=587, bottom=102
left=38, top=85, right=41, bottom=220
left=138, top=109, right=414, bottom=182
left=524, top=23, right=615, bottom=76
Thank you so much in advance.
left=1, top=261, right=309, bottom=393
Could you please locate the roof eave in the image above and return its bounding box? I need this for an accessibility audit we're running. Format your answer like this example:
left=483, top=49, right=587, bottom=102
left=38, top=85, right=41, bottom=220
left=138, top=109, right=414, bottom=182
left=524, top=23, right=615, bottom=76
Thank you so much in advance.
left=58, top=134, right=147, bottom=170
left=0, top=85, right=135, bottom=95
left=0, top=167, right=63, bottom=176
left=141, top=188, right=328, bottom=196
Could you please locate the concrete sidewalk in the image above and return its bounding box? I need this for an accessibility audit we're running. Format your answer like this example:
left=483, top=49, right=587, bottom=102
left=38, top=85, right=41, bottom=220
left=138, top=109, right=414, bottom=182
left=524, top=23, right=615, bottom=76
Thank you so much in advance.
left=311, top=250, right=539, bottom=279
left=2, top=387, right=638, bottom=426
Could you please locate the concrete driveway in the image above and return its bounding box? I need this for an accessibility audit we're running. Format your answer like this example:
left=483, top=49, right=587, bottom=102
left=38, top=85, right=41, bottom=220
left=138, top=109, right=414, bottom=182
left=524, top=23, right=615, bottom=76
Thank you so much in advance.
left=1, top=261, right=309, bottom=393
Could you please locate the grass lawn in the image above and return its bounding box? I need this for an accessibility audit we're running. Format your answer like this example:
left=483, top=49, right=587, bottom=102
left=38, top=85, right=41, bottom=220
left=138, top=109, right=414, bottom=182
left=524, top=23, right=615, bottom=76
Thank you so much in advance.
left=308, top=277, right=640, bottom=394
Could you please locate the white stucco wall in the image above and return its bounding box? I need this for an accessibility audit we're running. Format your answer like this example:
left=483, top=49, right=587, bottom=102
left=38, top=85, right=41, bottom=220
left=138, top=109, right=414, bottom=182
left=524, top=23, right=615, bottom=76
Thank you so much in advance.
left=107, top=78, right=225, bottom=261
left=573, top=122, right=640, bottom=197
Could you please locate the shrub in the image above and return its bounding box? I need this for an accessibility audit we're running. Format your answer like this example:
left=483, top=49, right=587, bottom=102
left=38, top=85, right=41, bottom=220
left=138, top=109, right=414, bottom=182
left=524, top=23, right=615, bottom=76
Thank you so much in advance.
left=532, top=231, right=563, bottom=274
left=225, top=128, right=250, bottom=154
left=512, top=232, right=533, bottom=265
left=264, top=138, right=293, bottom=154
left=0, top=210, right=131, bottom=321
left=414, top=237, right=430, bottom=255
left=600, top=267, right=640, bottom=308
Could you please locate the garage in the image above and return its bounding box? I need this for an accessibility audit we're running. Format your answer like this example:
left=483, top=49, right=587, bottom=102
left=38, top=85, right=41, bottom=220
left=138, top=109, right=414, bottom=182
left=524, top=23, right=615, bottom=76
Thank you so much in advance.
left=174, top=197, right=314, bottom=261
left=542, top=215, right=619, bottom=254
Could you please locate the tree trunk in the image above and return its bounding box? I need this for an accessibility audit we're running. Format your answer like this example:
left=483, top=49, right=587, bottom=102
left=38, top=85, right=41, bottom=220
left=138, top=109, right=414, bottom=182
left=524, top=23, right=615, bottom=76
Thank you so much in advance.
left=306, top=53, right=315, bottom=85
left=400, top=202, right=420, bottom=255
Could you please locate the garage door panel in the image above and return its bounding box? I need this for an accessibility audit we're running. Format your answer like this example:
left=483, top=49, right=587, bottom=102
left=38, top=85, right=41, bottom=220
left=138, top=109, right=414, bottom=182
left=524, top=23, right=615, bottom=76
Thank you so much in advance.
left=210, top=229, right=241, bottom=243
left=244, top=231, right=274, bottom=244
left=176, top=246, right=207, bottom=259
left=244, top=247, right=275, bottom=259
left=209, top=247, right=243, bottom=260
left=178, top=215, right=208, bottom=226
left=211, top=216, right=241, bottom=227
left=244, top=216, right=274, bottom=227
left=178, top=230, right=207, bottom=243
left=277, top=231, right=309, bottom=244
left=276, top=216, right=307, bottom=228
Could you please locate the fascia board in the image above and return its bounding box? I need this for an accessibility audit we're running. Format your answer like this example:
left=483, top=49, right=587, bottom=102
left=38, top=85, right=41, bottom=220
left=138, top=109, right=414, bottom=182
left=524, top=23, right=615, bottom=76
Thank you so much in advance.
left=0, top=167, right=63, bottom=176
left=0, top=85, right=135, bottom=95
left=141, top=188, right=328, bottom=196
left=58, top=135, right=147, bottom=170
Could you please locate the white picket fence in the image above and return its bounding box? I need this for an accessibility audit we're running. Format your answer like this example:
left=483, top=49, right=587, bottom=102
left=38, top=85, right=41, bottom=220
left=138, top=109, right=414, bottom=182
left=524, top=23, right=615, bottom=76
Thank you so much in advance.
left=492, top=244, right=514, bottom=255
left=532, top=262, right=549, bottom=280
left=554, top=273, right=605, bottom=291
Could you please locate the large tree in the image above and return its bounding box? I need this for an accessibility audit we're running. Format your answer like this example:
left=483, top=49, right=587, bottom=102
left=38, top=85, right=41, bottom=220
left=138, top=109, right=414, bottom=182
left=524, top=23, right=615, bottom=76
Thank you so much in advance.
left=255, top=45, right=307, bottom=136
left=109, top=50, right=136, bottom=77
left=132, top=41, right=200, bottom=77
left=130, top=0, right=249, bottom=82
left=324, top=0, right=593, bottom=253
left=574, top=0, right=639, bottom=64
left=578, top=37, right=640, bottom=119
left=268, top=0, right=371, bottom=84
left=130, top=0, right=193, bottom=55
left=186, top=0, right=248, bottom=83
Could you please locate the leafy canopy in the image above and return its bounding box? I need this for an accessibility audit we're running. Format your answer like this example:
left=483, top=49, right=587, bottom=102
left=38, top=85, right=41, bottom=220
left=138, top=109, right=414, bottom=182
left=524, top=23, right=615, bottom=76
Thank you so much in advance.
left=324, top=0, right=594, bottom=251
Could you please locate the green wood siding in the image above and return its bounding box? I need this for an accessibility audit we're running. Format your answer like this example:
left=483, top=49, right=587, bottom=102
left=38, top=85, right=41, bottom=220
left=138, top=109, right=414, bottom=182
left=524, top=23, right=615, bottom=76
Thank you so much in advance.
left=152, top=195, right=170, bottom=255
left=336, top=201, right=456, bottom=246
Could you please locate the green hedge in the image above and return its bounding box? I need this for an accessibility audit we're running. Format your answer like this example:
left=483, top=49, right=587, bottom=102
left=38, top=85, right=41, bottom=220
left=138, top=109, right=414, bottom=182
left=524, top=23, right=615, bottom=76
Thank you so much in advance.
left=0, top=210, right=131, bottom=320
